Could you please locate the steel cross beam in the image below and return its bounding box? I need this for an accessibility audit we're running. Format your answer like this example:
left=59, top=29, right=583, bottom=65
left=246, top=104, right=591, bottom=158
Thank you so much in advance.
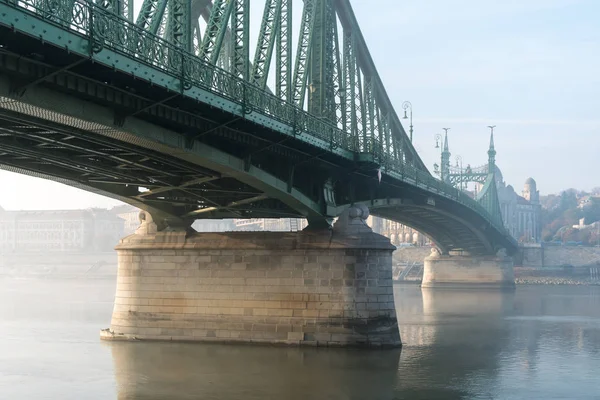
left=292, top=0, right=316, bottom=107
left=251, top=0, right=280, bottom=89
left=167, top=0, right=192, bottom=52
left=184, top=194, right=269, bottom=217
left=135, top=176, right=220, bottom=198
left=199, top=0, right=235, bottom=65
left=276, top=0, right=292, bottom=102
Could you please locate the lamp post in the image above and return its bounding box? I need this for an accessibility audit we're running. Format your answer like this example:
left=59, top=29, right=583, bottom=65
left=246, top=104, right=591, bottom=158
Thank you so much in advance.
left=433, top=133, right=442, bottom=177
left=433, top=129, right=449, bottom=179
left=402, top=101, right=413, bottom=142
left=455, top=155, right=463, bottom=190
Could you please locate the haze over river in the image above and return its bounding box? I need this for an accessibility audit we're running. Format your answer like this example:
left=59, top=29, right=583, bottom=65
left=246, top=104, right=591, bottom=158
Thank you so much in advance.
left=1, top=277, right=599, bottom=399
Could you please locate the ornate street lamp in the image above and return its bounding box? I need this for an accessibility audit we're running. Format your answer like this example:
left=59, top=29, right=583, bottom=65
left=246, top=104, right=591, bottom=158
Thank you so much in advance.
left=433, top=133, right=442, bottom=178
left=455, top=155, right=463, bottom=190
left=402, top=101, right=413, bottom=142
left=433, top=129, right=449, bottom=180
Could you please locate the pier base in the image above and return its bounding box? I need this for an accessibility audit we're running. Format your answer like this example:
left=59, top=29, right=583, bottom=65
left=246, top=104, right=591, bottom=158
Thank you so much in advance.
left=421, top=249, right=515, bottom=289
left=101, top=206, right=400, bottom=347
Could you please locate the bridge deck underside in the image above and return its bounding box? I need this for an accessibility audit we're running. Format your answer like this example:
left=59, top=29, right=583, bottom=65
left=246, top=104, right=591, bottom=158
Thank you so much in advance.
left=0, top=105, right=306, bottom=220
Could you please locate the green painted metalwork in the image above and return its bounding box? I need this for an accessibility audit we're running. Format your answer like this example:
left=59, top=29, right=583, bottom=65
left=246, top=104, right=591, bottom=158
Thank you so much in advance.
left=292, top=0, right=316, bottom=107
left=342, top=30, right=357, bottom=143
left=487, top=129, right=496, bottom=171
left=95, top=0, right=132, bottom=21
left=308, top=0, right=336, bottom=122
left=364, top=77, right=376, bottom=153
left=136, top=0, right=167, bottom=34
left=0, top=0, right=515, bottom=246
left=230, top=0, right=249, bottom=80
left=476, top=173, right=504, bottom=228
left=199, top=0, right=234, bottom=65
left=435, top=129, right=505, bottom=233
left=192, top=18, right=202, bottom=55
left=443, top=131, right=498, bottom=188
left=251, top=0, right=279, bottom=88
left=275, top=0, right=291, bottom=102
left=330, top=12, right=343, bottom=127
left=355, top=60, right=367, bottom=152
left=167, top=0, right=192, bottom=53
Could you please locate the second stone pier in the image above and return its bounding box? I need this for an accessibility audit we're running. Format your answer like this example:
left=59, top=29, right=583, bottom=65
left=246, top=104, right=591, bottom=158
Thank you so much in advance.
left=421, top=248, right=515, bottom=289
left=101, top=206, right=400, bottom=347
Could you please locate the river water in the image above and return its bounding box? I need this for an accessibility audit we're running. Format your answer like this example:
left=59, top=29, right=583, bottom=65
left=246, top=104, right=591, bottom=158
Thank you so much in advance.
left=1, top=277, right=599, bottom=400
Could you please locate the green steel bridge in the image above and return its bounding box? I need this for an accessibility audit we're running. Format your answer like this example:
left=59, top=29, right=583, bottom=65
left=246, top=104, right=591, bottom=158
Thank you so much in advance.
left=0, top=0, right=517, bottom=255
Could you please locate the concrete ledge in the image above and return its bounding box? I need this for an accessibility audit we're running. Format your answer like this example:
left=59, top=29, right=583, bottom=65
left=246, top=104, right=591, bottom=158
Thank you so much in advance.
left=421, top=282, right=516, bottom=290
left=422, top=252, right=515, bottom=289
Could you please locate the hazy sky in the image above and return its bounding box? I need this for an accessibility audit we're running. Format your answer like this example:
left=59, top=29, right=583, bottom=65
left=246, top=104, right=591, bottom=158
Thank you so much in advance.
left=1, top=0, right=599, bottom=210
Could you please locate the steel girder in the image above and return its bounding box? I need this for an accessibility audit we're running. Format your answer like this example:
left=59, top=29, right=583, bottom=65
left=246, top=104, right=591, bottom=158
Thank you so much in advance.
left=199, top=0, right=234, bottom=65
left=275, top=0, right=292, bottom=102
left=292, top=0, right=316, bottom=108
left=230, top=0, right=249, bottom=80
left=251, top=0, right=279, bottom=89
left=136, top=0, right=168, bottom=33
left=167, top=0, right=192, bottom=53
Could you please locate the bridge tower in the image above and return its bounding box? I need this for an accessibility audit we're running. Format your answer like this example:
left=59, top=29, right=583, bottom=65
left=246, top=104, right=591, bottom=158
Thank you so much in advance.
left=441, top=130, right=451, bottom=183
left=487, top=128, right=496, bottom=172
left=423, top=127, right=514, bottom=289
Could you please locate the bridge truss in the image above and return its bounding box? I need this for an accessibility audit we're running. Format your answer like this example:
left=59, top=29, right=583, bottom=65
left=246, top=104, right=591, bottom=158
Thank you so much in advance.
left=1, top=0, right=423, bottom=169
left=0, top=0, right=516, bottom=253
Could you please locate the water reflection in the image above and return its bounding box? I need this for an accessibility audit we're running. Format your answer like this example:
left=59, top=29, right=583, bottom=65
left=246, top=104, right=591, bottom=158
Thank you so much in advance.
left=394, top=288, right=516, bottom=398
left=507, top=286, right=600, bottom=366
left=107, top=341, right=401, bottom=400
left=2, top=279, right=600, bottom=399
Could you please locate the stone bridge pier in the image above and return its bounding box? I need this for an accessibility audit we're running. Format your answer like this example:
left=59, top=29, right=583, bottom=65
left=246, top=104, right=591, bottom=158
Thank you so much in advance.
left=100, top=205, right=401, bottom=347
left=422, top=248, right=515, bottom=289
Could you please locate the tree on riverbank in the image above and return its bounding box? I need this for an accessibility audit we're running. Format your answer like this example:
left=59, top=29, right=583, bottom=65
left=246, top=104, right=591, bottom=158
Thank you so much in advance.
left=541, top=189, right=600, bottom=244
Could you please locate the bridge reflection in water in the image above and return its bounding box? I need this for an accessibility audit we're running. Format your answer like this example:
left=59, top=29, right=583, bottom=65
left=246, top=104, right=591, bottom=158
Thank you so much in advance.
left=393, top=287, right=516, bottom=398
left=107, top=341, right=401, bottom=400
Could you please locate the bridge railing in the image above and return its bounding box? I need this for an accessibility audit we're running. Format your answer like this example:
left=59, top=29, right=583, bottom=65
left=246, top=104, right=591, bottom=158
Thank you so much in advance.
left=3, top=0, right=511, bottom=243
left=5, top=0, right=353, bottom=154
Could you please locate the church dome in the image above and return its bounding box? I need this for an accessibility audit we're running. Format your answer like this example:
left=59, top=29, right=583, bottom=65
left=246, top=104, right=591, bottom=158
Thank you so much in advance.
left=525, top=177, right=536, bottom=186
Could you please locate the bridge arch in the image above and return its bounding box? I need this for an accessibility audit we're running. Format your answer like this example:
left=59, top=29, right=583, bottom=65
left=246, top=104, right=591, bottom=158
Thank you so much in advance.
left=351, top=198, right=510, bottom=256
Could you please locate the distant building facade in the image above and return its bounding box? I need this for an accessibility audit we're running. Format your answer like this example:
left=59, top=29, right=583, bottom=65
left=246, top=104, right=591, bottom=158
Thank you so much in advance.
left=232, top=218, right=307, bottom=232
left=0, top=206, right=123, bottom=253
left=367, top=216, right=429, bottom=246
left=493, top=172, right=542, bottom=243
